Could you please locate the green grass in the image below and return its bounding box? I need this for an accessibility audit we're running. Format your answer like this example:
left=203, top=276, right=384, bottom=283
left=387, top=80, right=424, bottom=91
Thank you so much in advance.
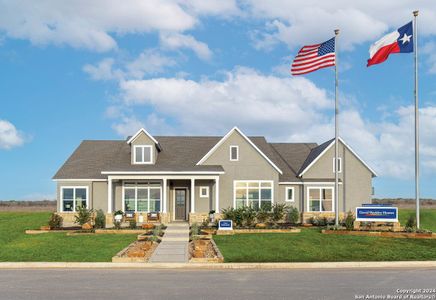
left=399, top=208, right=436, bottom=232
left=0, top=212, right=137, bottom=262
left=214, top=209, right=436, bottom=263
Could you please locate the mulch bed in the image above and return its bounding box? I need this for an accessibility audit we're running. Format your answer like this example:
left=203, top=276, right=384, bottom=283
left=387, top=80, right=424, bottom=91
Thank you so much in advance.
left=112, top=241, right=159, bottom=262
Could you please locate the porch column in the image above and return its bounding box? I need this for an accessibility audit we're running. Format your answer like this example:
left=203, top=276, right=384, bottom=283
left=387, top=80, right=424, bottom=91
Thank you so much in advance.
left=191, top=179, right=195, bottom=213
left=163, top=178, right=167, bottom=213
left=107, top=177, right=112, bottom=213
left=215, top=177, right=220, bottom=213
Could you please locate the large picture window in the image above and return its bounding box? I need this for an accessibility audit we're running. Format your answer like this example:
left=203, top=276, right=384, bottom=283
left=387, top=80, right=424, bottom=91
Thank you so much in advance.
left=61, top=186, right=88, bottom=212
left=308, top=187, right=334, bottom=212
left=234, top=181, right=273, bottom=210
left=123, top=182, right=161, bottom=212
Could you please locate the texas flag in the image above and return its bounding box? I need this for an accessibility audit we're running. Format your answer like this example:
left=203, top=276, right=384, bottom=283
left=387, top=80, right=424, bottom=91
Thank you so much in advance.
left=367, top=21, right=413, bottom=67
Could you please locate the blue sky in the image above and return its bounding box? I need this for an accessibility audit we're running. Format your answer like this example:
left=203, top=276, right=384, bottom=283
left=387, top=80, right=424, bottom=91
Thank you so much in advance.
left=1, top=1, right=436, bottom=200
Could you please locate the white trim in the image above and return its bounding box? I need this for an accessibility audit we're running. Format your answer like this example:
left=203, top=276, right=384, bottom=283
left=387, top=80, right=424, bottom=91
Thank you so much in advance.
left=107, top=177, right=112, bottom=213
left=196, top=127, right=283, bottom=175
left=121, top=181, right=162, bottom=213
left=53, top=179, right=107, bottom=182
left=133, top=145, right=153, bottom=164
left=285, top=187, right=295, bottom=202
left=279, top=182, right=343, bottom=185
left=191, top=179, right=195, bottom=213
left=126, top=128, right=159, bottom=145
left=215, top=177, right=220, bottom=212
left=101, top=171, right=224, bottom=175
left=333, top=157, right=342, bottom=173
left=199, top=186, right=209, bottom=198
left=306, top=187, right=335, bottom=213
left=298, top=137, right=377, bottom=177
left=163, top=179, right=167, bottom=213
left=229, top=145, right=239, bottom=161
left=233, top=180, right=274, bottom=209
left=60, top=186, right=89, bottom=212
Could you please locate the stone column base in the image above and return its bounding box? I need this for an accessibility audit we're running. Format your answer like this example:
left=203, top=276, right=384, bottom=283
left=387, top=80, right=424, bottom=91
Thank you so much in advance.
left=302, top=212, right=346, bottom=224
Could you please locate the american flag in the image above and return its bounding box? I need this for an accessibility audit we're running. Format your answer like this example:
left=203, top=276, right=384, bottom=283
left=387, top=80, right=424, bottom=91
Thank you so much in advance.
left=291, top=37, right=336, bottom=75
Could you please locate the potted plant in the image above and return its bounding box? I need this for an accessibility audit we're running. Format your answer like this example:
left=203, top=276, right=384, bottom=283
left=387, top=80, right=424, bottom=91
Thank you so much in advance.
left=114, top=210, right=124, bottom=222
left=209, top=210, right=216, bottom=222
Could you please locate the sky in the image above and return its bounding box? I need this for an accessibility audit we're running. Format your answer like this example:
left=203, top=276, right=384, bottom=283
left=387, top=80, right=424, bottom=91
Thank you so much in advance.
left=1, top=0, right=436, bottom=200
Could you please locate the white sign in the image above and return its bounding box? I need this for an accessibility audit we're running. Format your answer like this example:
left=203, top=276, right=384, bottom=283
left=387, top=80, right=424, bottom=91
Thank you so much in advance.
left=218, top=220, right=233, bottom=230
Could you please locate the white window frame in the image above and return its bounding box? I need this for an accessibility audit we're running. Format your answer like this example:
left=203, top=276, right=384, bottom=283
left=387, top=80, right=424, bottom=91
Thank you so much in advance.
left=307, top=187, right=335, bottom=212
left=199, top=186, right=209, bottom=198
left=133, top=145, right=153, bottom=164
left=60, top=186, right=89, bottom=212
left=332, top=157, right=342, bottom=173
left=122, top=182, right=162, bottom=212
left=285, top=187, right=295, bottom=202
left=230, top=145, right=239, bottom=161
left=233, top=180, right=274, bottom=209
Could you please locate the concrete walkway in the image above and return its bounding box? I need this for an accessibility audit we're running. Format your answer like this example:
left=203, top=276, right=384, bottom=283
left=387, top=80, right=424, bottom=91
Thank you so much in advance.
left=149, top=222, right=189, bottom=263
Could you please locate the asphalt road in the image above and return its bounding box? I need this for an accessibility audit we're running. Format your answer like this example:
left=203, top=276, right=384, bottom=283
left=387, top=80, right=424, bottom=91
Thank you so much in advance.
left=0, top=268, right=435, bottom=300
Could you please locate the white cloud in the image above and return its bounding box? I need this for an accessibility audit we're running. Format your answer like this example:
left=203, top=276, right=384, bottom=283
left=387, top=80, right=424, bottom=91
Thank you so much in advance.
left=0, top=119, right=25, bottom=150
left=246, top=1, right=436, bottom=51
left=126, top=49, right=177, bottom=78
left=83, top=58, right=123, bottom=81
left=160, top=33, right=212, bottom=60
left=422, top=42, right=436, bottom=74
left=113, top=67, right=436, bottom=179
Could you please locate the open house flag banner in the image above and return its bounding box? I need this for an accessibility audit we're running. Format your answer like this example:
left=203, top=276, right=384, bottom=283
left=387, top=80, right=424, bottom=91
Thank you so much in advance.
left=367, top=21, right=413, bottom=66
left=291, top=37, right=335, bottom=75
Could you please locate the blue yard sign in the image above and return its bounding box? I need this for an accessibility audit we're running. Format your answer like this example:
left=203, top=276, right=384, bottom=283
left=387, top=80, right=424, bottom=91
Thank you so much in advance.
left=356, top=206, right=398, bottom=222
left=218, top=220, right=233, bottom=230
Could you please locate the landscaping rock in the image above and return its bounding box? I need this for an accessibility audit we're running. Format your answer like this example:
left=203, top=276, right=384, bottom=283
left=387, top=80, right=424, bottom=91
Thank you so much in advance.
left=82, top=223, right=93, bottom=230
left=255, top=223, right=267, bottom=229
left=142, top=223, right=154, bottom=230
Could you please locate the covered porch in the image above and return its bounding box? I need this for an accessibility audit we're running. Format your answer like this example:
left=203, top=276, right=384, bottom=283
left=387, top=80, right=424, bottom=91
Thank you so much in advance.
left=105, top=174, right=221, bottom=224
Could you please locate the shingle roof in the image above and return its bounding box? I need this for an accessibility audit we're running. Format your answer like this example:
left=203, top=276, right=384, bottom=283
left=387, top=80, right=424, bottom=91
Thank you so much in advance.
left=53, top=136, right=322, bottom=180
left=297, top=138, right=334, bottom=176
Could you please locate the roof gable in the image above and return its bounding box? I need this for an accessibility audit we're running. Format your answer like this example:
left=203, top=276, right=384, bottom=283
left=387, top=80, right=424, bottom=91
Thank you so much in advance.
left=126, top=128, right=158, bottom=145
left=298, top=137, right=377, bottom=177
left=196, top=127, right=283, bottom=174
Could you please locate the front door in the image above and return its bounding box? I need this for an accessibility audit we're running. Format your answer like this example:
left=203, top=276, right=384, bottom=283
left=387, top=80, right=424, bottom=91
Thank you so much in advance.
left=175, top=189, right=187, bottom=220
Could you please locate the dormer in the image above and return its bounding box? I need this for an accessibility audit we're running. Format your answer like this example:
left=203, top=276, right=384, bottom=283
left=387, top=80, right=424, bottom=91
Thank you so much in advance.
left=127, top=128, right=161, bottom=165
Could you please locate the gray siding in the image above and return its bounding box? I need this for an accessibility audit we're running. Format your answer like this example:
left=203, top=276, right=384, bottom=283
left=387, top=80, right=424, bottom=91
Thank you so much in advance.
left=130, top=132, right=158, bottom=164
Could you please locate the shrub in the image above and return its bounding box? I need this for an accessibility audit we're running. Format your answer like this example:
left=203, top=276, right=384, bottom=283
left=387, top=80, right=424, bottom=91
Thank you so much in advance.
left=191, top=223, right=199, bottom=236
left=74, top=206, right=93, bottom=226
left=317, top=217, right=328, bottom=227
left=270, top=203, right=288, bottom=224
left=201, top=218, right=209, bottom=228
left=308, top=216, right=317, bottom=225
left=129, top=219, right=137, bottom=229
left=405, top=215, right=416, bottom=231
left=114, top=221, right=122, bottom=230
left=153, top=225, right=163, bottom=236
left=256, top=207, right=270, bottom=224
left=94, top=209, right=106, bottom=229
left=221, top=207, right=235, bottom=222
left=287, top=206, right=299, bottom=225
left=344, top=211, right=355, bottom=230
left=48, top=213, right=63, bottom=229
left=242, top=207, right=256, bottom=227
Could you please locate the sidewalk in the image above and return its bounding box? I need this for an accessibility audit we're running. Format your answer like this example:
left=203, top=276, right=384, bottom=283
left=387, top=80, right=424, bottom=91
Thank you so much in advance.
left=149, top=222, right=189, bottom=263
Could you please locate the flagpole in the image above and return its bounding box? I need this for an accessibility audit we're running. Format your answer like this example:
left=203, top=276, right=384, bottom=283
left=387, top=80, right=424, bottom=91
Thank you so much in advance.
left=334, top=29, right=340, bottom=226
left=413, top=10, right=420, bottom=229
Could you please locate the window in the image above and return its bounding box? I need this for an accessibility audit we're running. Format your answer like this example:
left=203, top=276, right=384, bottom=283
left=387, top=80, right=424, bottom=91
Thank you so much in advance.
left=308, top=187, right=334, bottom=212
left=285, top=187, right=294, bottom=202
left=234, top=181, right=273, bottom=210
left=61, top=186, right=88, bottom=212
left=123, top=182, right=161, bottom=212
left=333, top=157, right=342, bottom=173
left=200, top=186, right=209, bottom=198
left=230, top=145, right=239, bottom=161
left=134, top=145, right=153, bottom=164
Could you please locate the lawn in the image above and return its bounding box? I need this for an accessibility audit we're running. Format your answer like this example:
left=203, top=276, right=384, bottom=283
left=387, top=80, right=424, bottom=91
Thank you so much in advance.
left=214, top=209, right=436, bottom=263
left=0, top=212, right=137, bottom=262
left=399, top=208, right=436, bottom=232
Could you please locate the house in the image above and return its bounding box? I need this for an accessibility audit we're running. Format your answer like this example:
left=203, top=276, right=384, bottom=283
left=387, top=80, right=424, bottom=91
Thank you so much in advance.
left=53, top=127, right=377, bottom=226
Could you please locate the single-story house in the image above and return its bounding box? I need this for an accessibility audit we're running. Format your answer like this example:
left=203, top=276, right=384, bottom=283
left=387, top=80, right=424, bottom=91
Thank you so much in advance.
left=53, top=127, right=377, bottom=226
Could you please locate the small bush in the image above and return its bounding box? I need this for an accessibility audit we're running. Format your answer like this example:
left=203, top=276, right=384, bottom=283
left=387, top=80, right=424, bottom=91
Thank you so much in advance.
left=317, top=217, right=328, bottom=227
left=270, top=203, right=288, bottom=224
left=74, top=206, right=93, bottom=226
left=153, top=225, right=163, bottom=236
left=405, top=215, right=416, bottom=231
left=94, top=209, right=106, bottom=229
left=191, top=223, right=199, bottom=236
left=344, top=211, right=355, bottom=230
left=48, top=213, right=63, bottom=229
left=256, top=207, right=270, bottom=224
left=242, top=207, right=256, bottom=227
left=129, top=219, right=137, bottom=229
left=287, top=206, right=299, bottom=225
left=201, top=218, right=209, bottom=228
left=221, top=207, right=235, bottom=222
left=114, top=221, right=122, bottom=230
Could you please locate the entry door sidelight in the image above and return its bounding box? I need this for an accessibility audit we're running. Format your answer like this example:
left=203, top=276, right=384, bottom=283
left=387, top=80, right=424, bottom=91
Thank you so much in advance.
left=175, top=189, right=186, bottom=220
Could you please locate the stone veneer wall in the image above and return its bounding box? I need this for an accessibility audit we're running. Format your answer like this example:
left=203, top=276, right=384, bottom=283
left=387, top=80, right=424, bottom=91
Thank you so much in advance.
left=301, top=212, right=346, bottom=223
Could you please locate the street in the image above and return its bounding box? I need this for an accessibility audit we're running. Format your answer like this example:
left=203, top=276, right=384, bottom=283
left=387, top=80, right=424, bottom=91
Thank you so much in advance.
left=0, top=268, right=435, bottom=300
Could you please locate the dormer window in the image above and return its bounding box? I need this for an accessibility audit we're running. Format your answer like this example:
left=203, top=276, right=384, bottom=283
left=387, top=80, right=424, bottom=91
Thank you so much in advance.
left=134, top=145, right=153, bottom=164
left=230, top=145, right=239, bottom=161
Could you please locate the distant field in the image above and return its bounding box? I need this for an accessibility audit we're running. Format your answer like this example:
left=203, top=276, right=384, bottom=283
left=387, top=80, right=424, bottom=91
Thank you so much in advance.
left=0, top=200, right=56, bottom=212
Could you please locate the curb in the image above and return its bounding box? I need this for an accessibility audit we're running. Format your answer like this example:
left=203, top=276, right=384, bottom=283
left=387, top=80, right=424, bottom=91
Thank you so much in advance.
left=1, top=261, right=436, bottom=270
